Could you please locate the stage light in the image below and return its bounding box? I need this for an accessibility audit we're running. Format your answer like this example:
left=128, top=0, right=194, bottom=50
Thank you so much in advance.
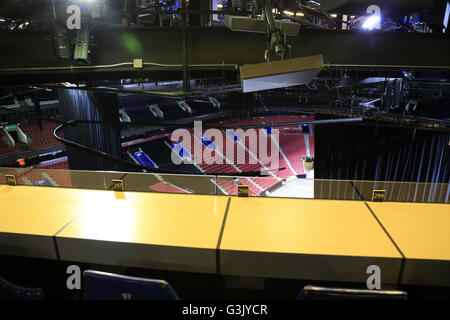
left=178, top=100, right=192, bottom=114
left=330, top=14, right=337, bottom=18
left=362, top=14, right=381, bottom=30
left=208, top=97, right=220, bottom=109
left=74, top=29, right=91, bottom=64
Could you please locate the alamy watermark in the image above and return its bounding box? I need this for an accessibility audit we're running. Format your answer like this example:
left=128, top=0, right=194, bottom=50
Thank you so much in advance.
left=169, top=121, right=280, bottom=172
left=66, top=5, right=81, bottom=30
left=66, top=264, right=383, bottom=292
left=366, top=264, right=381, bottom=289
left=66, top=264, right=81, bottom=290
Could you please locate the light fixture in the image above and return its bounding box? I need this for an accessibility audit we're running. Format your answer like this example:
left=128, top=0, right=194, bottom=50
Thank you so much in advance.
left=362, top=14, right=381, bottom=30
left=283, top=11, right=294, bottom=16
left=330, top=14, right=337, bottom=18
left=74, top=29, right=91, bottom=63
left=296, top=12, right=304, bottom=17
left=177, top=100, right=192, bottom=114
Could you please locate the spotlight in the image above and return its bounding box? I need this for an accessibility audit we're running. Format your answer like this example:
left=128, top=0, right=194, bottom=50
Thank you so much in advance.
left=208, top=97, right=220, bottom=109
left=148, top=104, right=164, bottom=119
left=177, top=100, right=192, bottom=114
left=402, top=71, right=414, bottom=80
left=362, top=14, right=381, bottom=30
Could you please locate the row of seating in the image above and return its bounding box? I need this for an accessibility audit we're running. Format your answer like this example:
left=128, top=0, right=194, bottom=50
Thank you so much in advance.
left=10, top=164, right=72, bottom=188
left=148, top=181, right=185, bottom=193
left=22, top=122, right=63, bottom=150
left=174, top=129, right=306, bottom=191
left=279, top=132, right=307, bottom=175
left=118, top=115, right=315, bottom=195
left=186, top=136, right=271, bottom=195
left=155, top=124, right=307, bottom=195
left=34, top=158, right=69, bottom=170
left=0, top=271, right=407, bottom=300
left=0, top=122, right=64, bottom=160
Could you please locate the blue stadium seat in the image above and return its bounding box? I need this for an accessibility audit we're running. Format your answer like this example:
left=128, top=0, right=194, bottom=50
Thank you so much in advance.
left=199, top=136, right=216, bottom=150
left=134, top=151, right=156, bottom=168
left=83, top=270, right=180, bottom=300
left=301, top=124, right=311, bottom=134
left=0, top=275, right=45, bottom=300
left=297, top=285, right=407, bottom=300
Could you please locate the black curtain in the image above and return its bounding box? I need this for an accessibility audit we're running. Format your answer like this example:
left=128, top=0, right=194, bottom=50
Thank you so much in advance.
left=315, top=114, right=449, bottom=203
left=58, top=89, right=122, bottom=171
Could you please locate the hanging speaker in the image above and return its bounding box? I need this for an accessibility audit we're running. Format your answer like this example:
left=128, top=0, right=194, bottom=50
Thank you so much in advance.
left=240, top=55, right=324, bottom=93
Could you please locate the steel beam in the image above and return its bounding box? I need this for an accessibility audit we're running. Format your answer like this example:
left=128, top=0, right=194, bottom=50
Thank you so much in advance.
left=0, top=27, right=449, bottom=85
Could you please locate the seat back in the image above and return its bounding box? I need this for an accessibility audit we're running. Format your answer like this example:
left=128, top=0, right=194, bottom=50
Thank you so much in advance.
left=83, top=270, right=180, bottom=300
left=0, top=275, right=45, bottom=300
left=297, top=285, right=407, bottom=300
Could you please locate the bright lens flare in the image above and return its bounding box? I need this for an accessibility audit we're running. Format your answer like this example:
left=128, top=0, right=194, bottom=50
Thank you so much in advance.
left=362, top=15, right=381, bottom=30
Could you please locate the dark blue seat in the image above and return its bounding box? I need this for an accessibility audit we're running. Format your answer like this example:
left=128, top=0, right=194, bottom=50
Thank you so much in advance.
left=83, top=270, right=180, bottom=300
left=297, top=285, right=407, bottom=300
left=0, top=275, right=45, bottom=300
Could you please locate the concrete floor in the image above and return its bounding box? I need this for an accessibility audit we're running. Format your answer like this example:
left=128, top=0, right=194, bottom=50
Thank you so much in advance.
left=268, top=169, right=314, bottom=199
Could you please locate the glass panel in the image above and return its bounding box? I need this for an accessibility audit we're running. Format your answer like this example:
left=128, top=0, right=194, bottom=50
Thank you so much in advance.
left=0, top=167, right=448, bottom=203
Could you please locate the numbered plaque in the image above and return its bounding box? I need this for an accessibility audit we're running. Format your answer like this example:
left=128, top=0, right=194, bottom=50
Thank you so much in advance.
left=112, top=179, right=124, bottom=191
left=5, top=175, right=16, bottom=186
left=372, top=190, right=386, bottom=202
left=238, top=185, right=249, bottom=197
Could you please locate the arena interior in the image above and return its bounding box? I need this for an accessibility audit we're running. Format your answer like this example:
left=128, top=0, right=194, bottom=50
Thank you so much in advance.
left=0, top=0, right=449, bottom=303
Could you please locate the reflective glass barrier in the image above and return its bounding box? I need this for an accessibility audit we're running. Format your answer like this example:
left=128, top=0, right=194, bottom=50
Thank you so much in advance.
left=0, top=167, right=448, bottom=203
left=314, top=179, right=449, bottom=203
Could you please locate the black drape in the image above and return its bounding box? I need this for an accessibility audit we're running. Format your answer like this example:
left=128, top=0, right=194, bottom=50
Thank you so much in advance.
left=315, top=114, right=449, bottom=203
left=58, top=89, right=122, bottom=171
